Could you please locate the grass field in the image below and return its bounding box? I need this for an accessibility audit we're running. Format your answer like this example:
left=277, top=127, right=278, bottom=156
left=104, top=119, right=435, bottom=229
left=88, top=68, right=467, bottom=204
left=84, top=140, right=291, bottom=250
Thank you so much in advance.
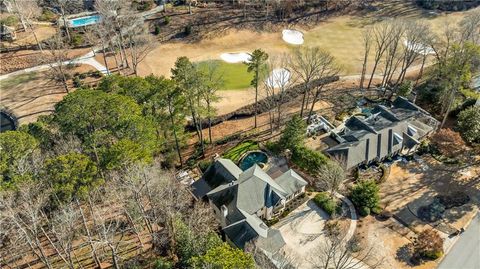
left=196, top=60, right=254, bottom=90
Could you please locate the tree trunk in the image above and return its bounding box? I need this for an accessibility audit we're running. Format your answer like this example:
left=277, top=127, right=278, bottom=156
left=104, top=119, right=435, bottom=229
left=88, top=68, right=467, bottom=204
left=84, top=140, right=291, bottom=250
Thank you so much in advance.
left=76, top=199, right=102, bottom=268
left=415, top=54, right=427, bottom=87
left=169, top=108, right=183, bottom=166
left=61, top=8, right=71, bottom=42
left=440, top=89, right=455, bottom=129
left=254, top=68, right=259, bottom=128
left=300, top=82, right=309, bottom=117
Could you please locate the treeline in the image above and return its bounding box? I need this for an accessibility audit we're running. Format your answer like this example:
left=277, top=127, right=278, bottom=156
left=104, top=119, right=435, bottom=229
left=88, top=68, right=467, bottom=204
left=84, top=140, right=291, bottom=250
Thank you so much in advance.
left=358, top=9, right=480, bottom=129
left=0, top=70, right=255, bottom=267
left=416, top=0, right=480, bottom=11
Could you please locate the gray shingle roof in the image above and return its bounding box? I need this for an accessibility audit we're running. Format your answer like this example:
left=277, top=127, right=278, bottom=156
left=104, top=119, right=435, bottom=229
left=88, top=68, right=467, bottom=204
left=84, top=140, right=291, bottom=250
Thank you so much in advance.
left=275, top=169, right=308, bottom=196
left=191, top=158, right=241, bottom=198
left=327, top=97, right=438, bottom=169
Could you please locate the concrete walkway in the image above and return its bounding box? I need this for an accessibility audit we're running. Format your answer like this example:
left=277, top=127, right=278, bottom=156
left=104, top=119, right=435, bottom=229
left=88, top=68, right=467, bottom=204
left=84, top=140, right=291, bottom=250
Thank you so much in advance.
left=336, top=192, right=358, bottom=242
left=0, top=51, right=108, bottom=81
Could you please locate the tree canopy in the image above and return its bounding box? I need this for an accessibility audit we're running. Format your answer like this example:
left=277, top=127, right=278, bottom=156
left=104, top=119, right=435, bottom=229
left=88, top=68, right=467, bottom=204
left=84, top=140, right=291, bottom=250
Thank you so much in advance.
left=53, top=89, right=158, bottom=170
left=190, top=243, right=255, bottom=269
left=0, top=130, right=39, bottom=189
left=457, top=105, right=480, bottom=144
left=44, top=152, right=101, bottom=204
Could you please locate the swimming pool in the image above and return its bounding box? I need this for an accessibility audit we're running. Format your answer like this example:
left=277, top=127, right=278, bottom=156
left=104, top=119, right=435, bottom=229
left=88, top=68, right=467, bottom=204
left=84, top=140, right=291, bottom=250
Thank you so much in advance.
left=0, top=111, right=16, bottom=132
left=239, top=151, right=268, bottom=171
left=69, top=15, right=101, bottom=28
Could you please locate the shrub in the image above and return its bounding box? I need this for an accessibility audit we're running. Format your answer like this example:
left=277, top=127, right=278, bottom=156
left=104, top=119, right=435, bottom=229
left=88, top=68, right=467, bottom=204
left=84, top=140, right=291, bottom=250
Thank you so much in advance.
left=291, top=146, right=328, bottom=175
left=371, top=205, right=383, bottom=215
left=457, top=106, right=480, bottom=144
left=185, top=24, right=192, bottom=35
left=0, top=15, right=18, bottom=26
left=73, top=77, right=82, bottom=88
left=358, top=206, right=370, bottom=217
left=432, top=129, right=466, bottom=158
left=90, top=70, right=103, bottom=78
left=70, top=33, right=84, bottom=47
left=350, top=180, right=380, bottom=216
left=313, top=192, right=341, bottom=216
left=154, top=25, right=161, bottom=35
left=154, top=258, right=172, bottom=269
left=38, top=9, right=57, bottom=22
left=78, top=73, right=87, bottom=79
left=414, top=229, right=444, bottom=261
left=164, top=16, right=171, bottom=25
left=198, top=159, right=212, bottom=172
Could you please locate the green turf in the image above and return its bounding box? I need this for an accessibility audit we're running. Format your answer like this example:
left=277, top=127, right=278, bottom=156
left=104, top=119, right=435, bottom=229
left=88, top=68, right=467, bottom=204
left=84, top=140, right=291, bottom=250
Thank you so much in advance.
left=1, top=72, right=38, bottom=89
left=223, top=140, right=259, bottom=162
left=196, top=60, right=253, bottom=90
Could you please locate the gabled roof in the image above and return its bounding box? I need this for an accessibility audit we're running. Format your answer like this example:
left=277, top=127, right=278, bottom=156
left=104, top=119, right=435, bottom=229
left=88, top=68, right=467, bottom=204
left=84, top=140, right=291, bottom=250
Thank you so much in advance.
left=191, top=158, right=241, bottom=198
left=275, top=169, right=308, bottom=196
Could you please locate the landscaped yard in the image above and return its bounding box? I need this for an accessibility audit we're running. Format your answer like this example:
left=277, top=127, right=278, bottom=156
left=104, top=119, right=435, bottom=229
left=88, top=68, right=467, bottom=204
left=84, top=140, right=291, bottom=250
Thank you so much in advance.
left=222, top=140, right=259, bottom=162
left=196, top=60, right=253, bottom=90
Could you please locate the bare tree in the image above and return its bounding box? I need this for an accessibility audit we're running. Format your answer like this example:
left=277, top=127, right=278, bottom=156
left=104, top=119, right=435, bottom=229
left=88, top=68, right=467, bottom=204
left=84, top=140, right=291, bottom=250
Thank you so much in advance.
left=52, top=0, right=83, bottom=42
left=393, top=20, right=432, bottom=91
left=198, top=60, right=223, bottom=144
left=126, top=21, right=156, bottom=76
left=289, top=47, right=335, bottom=117
left=316, top=161, right=345, bottom=197
left=459, top=9, right=480, bottom=45
left=306, top=50, right=340, bottom=122
left=359, top=27, right=372, bottom=91
left=44, top=34, right=72, bottom=93
left=0, top=182, right=54, bottom=269
left=263, top=54, right=293, bottom=132
left=309, top=233, right=383, bottom=269
left=95, top=0, right=135, bottom=71
left=50, top=203, right=82, bottom=269
left=366, top=21, right=394, bottom=89
left=5, top=0, right=43, bottom=50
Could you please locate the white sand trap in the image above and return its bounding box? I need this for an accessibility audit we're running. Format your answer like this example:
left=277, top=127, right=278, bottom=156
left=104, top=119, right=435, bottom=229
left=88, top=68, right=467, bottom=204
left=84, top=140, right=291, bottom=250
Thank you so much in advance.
left=282, top=29, right=304, bottom=45
left=220, top=52, right=251, bottom=63
left=404, top=40, right=434, bottom=55
left=265, top=68, right=291, bottom=88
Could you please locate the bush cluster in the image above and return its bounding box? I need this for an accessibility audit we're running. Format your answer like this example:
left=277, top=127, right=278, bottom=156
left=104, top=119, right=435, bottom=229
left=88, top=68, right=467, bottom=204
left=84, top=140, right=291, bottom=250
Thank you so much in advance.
left=313, top=192, right=341, bottom=216
left=350, top=180, right=381, bottom=217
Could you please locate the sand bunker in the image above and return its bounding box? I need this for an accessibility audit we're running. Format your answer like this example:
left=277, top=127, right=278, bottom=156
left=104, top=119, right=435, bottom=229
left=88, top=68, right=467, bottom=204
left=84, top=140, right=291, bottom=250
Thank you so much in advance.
left=282, top=29, right=304, bottom=45
left=265, top=68, right=291, bottom=88
left=404, top=40, right=434, bottom=55
left=220, top=52, right=251, bottom=63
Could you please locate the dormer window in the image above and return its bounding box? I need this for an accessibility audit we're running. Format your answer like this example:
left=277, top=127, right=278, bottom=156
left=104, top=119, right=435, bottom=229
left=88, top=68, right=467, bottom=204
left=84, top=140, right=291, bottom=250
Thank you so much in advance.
left=407, top=125, right=417, bottom=136
left=393, top=133, right=403, bottom=145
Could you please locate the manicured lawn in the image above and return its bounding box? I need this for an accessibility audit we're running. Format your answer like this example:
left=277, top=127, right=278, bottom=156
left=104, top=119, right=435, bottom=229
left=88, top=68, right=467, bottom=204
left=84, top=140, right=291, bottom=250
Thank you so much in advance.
left=196, top=60, right=253, bottom=90
left=223, top=140, right=259, bottom=162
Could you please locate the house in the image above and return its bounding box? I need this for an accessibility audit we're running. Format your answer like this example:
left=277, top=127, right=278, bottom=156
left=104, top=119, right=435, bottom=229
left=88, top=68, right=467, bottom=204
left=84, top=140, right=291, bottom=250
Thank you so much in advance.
left=0, top=24, right=16, bottom=41
left=192, top=158, right=307, bottom=250
left=326, top=97, right=438, bottom=170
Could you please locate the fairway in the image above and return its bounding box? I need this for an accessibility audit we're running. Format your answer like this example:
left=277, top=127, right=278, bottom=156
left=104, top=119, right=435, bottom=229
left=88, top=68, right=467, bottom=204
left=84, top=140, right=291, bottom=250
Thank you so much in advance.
left=197, top=60, right=253, bottom=90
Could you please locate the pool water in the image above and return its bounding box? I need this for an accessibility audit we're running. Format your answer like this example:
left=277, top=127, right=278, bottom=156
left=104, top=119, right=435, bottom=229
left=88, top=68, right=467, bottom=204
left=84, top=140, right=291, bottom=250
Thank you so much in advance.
left=0, top=111, right=15, bottom=132
left=239, top=151, right=268, bottom=171
left=69, top=15, right=101, bottom=28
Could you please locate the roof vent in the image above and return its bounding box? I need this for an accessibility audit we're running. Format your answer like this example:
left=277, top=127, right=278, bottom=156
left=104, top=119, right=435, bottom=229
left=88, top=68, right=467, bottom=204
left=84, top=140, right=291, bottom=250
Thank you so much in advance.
left=221, top=205, right=228, bottom=218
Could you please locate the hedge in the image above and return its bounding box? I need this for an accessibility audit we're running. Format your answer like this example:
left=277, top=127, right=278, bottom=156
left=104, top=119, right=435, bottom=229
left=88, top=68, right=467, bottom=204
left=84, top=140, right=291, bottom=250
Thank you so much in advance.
left=313, top=192, right=341, bottom=216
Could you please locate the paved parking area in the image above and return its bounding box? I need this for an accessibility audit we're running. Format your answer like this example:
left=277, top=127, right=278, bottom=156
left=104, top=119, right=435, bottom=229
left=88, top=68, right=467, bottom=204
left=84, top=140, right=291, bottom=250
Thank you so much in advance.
left=273, top=200, right=329, bottom=268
